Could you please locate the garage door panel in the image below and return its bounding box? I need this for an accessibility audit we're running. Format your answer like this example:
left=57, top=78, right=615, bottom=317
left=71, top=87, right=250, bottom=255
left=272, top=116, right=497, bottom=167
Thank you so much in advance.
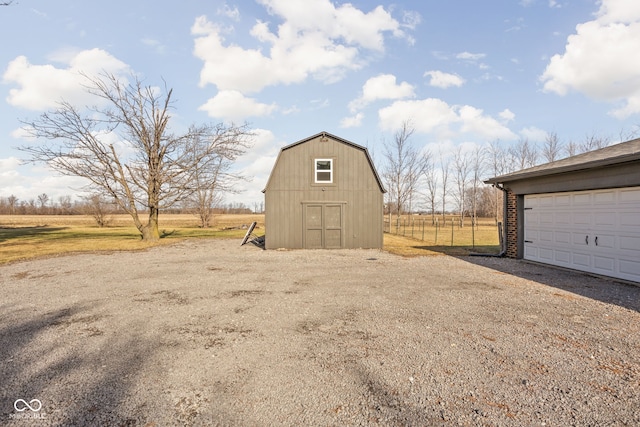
left=525, top=229, right=539, bottom=241
left=539, top=195, right=554, bottom=206
left=524, top=245, right=538, bottom=258
left=620, top=259, right=640, bottom=278
left=572, top=233, right=589, bottom=246
left=620, top=213, right=640, bottom=229
left=620, top=188, right=640, bottom=203
left=540, top=212, right=554, bottom=224
left=525, top=186, right=640, bottom=283
left=555, top=231, right=570, bottom=244
left=555, top=250, right=571, bottom=264
left=593, top=191, right=615, bottom=204
left=573, top=212, right=591, bottom=226
left=594, top=234, right=615, bottom=249
left=594, top=256, right=615, bottom=273
left=539, top=248, right=554, bottom=261
left=619, top=235, right=640, bottom=252
left=556, top=212, right=571, bottom=224
left=572, top=252, right=591, bottom=267
left=540, top=230, right=553, bottom=242
left=573, top=193, right=591, bottom=204
left=594, top=213, right=615, bottom=228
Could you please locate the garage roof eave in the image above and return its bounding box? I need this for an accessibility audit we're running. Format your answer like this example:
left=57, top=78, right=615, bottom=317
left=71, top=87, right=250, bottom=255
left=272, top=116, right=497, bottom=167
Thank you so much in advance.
left=484, top=138, right=640, bottom=185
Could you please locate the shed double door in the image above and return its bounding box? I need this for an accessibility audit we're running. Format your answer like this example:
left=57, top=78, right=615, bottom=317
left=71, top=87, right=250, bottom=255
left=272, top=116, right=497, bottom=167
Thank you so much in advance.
left=524, top=187, right=640, bottom=282
left=304, top=203, right=344, bottom=249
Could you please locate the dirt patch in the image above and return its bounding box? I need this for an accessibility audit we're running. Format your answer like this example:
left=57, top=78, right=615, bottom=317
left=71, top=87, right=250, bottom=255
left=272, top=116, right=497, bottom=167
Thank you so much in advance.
left=0, top=239, right=638, bottom=426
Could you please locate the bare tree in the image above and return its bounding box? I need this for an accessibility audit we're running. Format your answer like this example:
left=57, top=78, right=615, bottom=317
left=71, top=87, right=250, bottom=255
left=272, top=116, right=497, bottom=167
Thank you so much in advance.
left=453, top=147, right=471, bottom=226
left=619, top=125, right=640, bottom=142
left=20, top=73, right=252, bottom=240
left=580, top=132, right=610, bottom=153
left=382, top=121, right=422, bottom=222
left=565, top=140, right=579, bottom=157
left=439, top=151, right=450, bottom=221
left=7, top=195, right=18, bottom=215
left=542, top=132, right=562, bottom=163
left=470, top=145, right=485, bottom=227
left=485, top=140, right=507, bottom=223
left=508, top=137, right=538, bottom=170
left=84, top=194, right=114, bottom=227
left=186, top=129, right=252, bottom=228
left=58, top=195, right=73, bottom=214
left=422, top=151, right=438, bottom=224
left=37, top=193, right=49, bottom=213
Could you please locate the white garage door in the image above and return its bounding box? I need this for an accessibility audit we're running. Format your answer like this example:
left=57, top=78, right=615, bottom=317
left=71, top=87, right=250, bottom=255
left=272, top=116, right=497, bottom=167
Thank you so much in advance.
left=524, top=187, right=640, bottom=282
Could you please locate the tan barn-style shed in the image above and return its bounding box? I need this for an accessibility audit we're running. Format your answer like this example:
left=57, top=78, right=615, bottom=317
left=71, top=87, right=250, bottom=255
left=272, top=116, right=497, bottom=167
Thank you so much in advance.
left=262, top=132, right=385, bottom=249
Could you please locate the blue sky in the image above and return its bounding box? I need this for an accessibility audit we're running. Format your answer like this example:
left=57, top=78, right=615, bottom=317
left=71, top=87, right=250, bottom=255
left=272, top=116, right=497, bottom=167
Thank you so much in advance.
left=1, top=0, right=639, bottom=208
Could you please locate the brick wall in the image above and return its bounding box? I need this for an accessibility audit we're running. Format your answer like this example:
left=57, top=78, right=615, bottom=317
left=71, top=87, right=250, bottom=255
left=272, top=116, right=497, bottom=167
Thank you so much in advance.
left=505, top=189, right=518, bottom=258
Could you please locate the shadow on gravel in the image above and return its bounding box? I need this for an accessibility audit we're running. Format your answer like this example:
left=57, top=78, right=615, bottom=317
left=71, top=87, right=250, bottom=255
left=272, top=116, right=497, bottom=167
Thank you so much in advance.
left=459, top=256, right=640, bottom=313
left=355, top=366, right=440, bottom=425
left=0, top=304, right=159, bottom=425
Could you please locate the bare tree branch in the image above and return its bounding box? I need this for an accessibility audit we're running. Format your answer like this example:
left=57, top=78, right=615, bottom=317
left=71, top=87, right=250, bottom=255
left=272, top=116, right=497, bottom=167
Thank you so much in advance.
left=20, top=73, right=253, bottom=240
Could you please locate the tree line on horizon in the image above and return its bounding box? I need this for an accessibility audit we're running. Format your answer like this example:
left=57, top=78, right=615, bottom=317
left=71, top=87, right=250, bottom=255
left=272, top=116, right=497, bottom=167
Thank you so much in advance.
left=380, top=121, right=639, bottom=226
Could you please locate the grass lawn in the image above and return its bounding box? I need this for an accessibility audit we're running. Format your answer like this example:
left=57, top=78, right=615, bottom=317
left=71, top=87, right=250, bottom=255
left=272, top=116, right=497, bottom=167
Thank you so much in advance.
left=0, top=214, right=264, bottom=265
left=0, top=214, right=501, bottom=264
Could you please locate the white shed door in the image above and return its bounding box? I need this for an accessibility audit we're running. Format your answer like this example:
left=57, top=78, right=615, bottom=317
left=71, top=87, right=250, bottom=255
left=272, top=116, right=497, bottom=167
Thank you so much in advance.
left=524, top=187, right=640, bottom=282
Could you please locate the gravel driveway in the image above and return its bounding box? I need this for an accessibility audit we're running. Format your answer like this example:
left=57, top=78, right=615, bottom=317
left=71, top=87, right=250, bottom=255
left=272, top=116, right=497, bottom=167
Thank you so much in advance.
left=1, top=239, right=638, bottom=426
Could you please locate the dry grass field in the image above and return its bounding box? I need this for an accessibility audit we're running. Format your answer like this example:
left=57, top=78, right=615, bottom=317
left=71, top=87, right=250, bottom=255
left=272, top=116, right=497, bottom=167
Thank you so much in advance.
left=0, top=214, right=264, bottom=265
left=0, top=214, right=500, bottom=264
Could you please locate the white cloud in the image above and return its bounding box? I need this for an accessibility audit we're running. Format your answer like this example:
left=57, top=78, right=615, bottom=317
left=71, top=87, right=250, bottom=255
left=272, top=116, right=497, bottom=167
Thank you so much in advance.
left=2, top=48, right=130, bottom=111
left=0, top=159, right=87, bottom=201
left=141, top=38, right=167, bottom=54
left=0, top=157, right=21, bottom=181
left=424, top=70, right=465, bottom=89
left=378, top=98, right=459, bottom=136
left=499, top=109, right=516, bottom=122
left=596, top=0, right=640, bottom=24
left=519, top=126, right=548, bottom=142
left=340, top=112, right=364, bottom=128
left=256, top=0, right=407, bottom=50
left=192, top=1, right=415, bottom=99
left=401, top=10, right=422, bottom=30
left=348, top=74, right=414, bottom=112
left=458, top=106, right=518, bottom=140
left=456, top=51, right=486, bottom=61
left=198, top=90, right=277, bottom=121
left=217, top=4, right=240, bottom=21
left=540, top=0, right=640, bottom=118
left=232, top=128, right=283, bottom=201
left=378, top=98, right=517, bottom=141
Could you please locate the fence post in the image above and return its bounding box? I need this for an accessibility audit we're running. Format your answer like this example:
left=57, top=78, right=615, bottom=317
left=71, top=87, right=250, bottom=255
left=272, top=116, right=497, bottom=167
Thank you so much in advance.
left=421, top=219, right=425, bottom=241
left=435, top=218, right=438, bottom=245
left=472, top=218, right=475, bottom=249
left=451, top=218, right=454, bottom=246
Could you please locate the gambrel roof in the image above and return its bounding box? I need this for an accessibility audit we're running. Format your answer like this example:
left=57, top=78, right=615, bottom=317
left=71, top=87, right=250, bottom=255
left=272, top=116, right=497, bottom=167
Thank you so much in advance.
left=263, top=131, right=386, bottom=193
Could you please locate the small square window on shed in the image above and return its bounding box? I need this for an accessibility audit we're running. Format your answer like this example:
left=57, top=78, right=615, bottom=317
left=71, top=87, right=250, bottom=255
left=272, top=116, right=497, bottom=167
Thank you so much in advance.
left=315, top=159, right=333, bottom=183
